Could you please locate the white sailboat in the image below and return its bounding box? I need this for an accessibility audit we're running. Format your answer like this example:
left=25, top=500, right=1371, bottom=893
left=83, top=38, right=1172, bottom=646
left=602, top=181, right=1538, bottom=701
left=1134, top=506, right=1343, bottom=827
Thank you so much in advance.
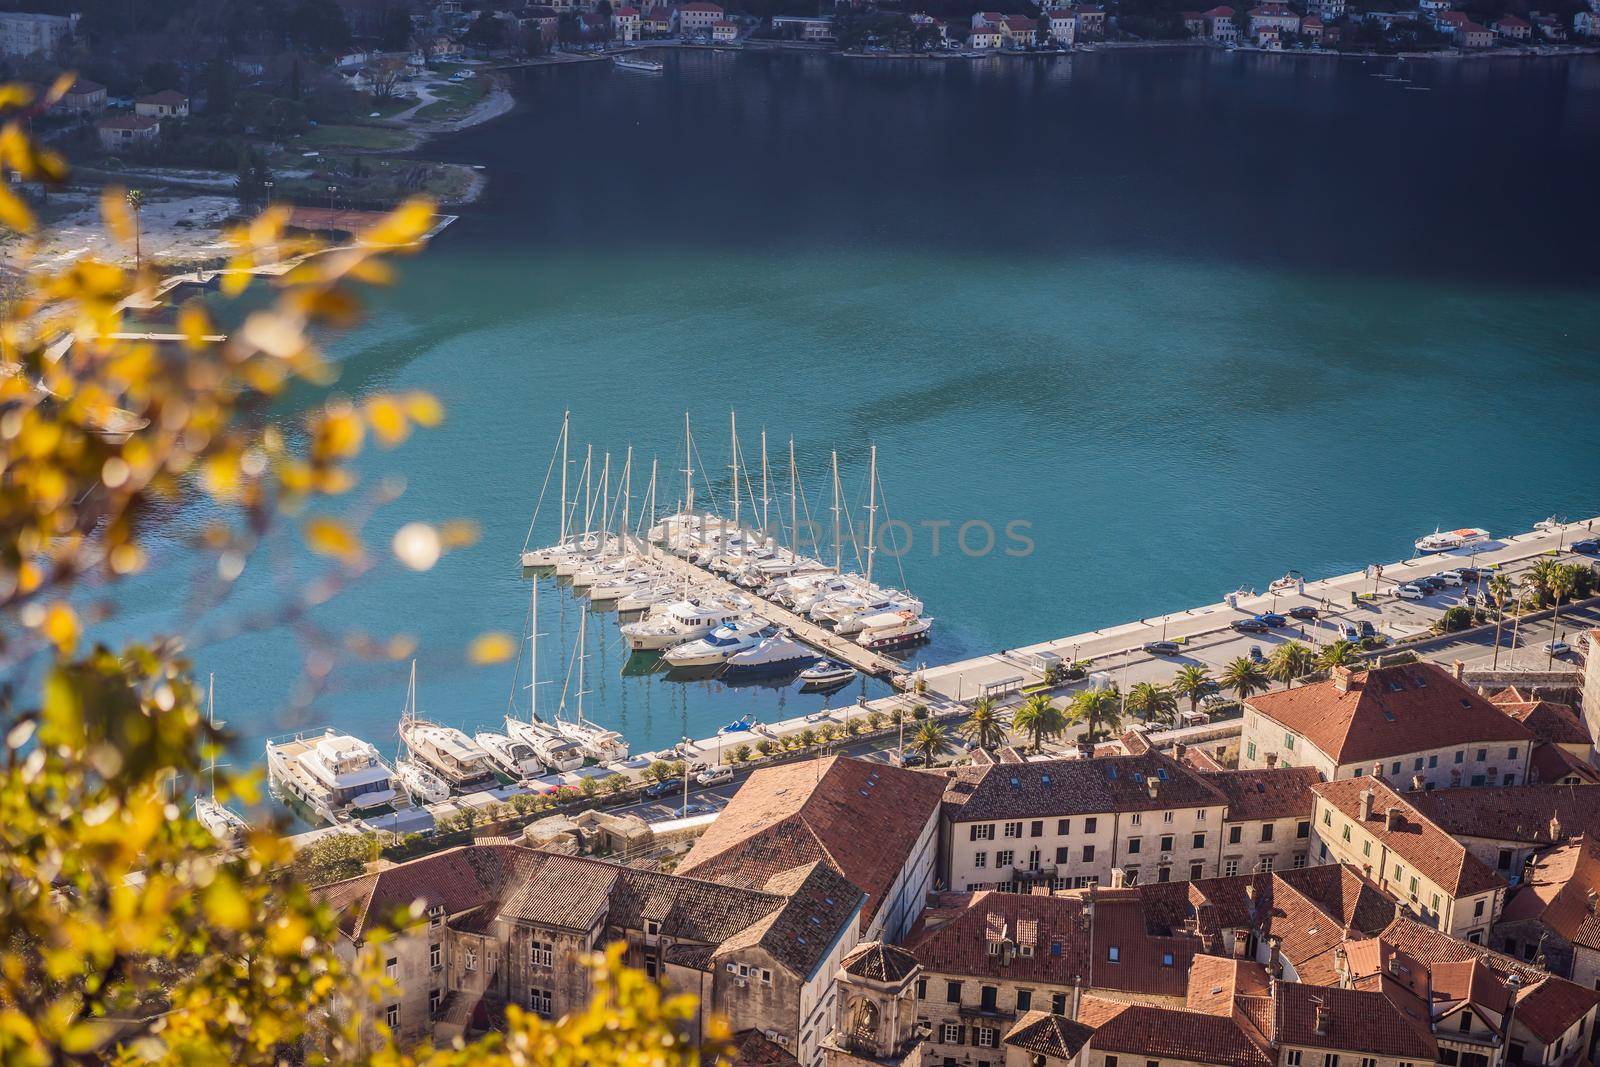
left=395, top=756, right=449, bottom=804
left=520, top=411, right=572, bottom=568
left=193, top=674, right=250, bottom=842
left=504, top=580, right=588, bottom=772
left=553, top=609, right=630, bottom=762
left=397, top=662, right=499, bottom=791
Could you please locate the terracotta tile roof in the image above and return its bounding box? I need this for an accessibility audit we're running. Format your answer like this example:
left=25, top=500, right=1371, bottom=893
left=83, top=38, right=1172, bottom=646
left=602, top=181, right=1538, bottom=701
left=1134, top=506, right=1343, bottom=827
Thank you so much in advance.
left=317, top=842, right=545, bottom=938
left=1531, top=743, right=1600, bottom=785
left=1500, top=835, right=1600, bottom=951
left=903, top=890, right=1092, bottom=983
left=1186, top=954, right=1270, bottom=1015
left=1203, top=767, right=1322, bottom=822
left=731, top=1029, right=800, bottom=1067
left=840, top=941, right=920, bottom=983
left=1182, top=745, right=1228, bottom=772
left=1379, top=915, right=1600, bottom=1044
left=726, top=860, right=864, bottom=977
left=1247, top=663, right=1533, bottom=766
left=1204, top=4, right=1236, bottom=13
left=65, top=78, right=105, bottom=95
left=136, top=89, right=187, bottom=105
left=1313, top=776, right=1505, bottom=897
left=1274, top=981, right=1436, bottom=1059
left=1491, top=692, right=1592, bottom=747
left=1078, top=995, right=1275, bottom=1067
left=499, top=853, right=619, bottom=929
left=1406, top=784, right=1600, bottom=846
left=942, top=750, right=1226, bottom=823
left=1430, top=957, right=1511, bottom=1016
left=1343, top=938, right=1433, bottom=1004
left=1089, top=890, right=1203, bottom=997
left=1005, top=1011, right=1096, bottom=1059
left=679, top=756, right=943, bottom=933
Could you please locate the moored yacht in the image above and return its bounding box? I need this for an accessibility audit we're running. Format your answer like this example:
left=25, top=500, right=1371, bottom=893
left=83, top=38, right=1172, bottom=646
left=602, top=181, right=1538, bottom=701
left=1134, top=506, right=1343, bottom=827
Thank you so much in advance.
left=663, top=619, right=770, bottom=668
left=798, top=660, right=856, bottom=691
left=855, top=610, right=932, bottom=650
left=266, top=730, right=403, bottom=826
left=395, top=757, right=449, bottom=804
left=1414, top=527, right=1490, bottom=554
left=588, top=568, right=661, bottom=604
left=193, top=676, right=249, bottom=842
left=621, top=599, right=745, bottom=651
left=475, top=730, right=545, bottom=780
left=400, top=720, right=499, bottom=791
left=721, top=631, right=817, bottom=678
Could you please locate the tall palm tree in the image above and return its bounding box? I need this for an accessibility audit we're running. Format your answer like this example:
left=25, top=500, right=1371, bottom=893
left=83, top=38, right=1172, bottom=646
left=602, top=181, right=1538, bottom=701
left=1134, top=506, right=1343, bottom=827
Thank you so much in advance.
left=1125, top=682, right=1177, bottom=725
left=1526, top=557, right=1562, bottom=606
left=1315, top=639, right=1361, bottom=670
left=1219, top=657, right=1270, bottom=704
left=1487, top=573, right=1514, bottom=669
left=910, top=721, right=948, bottom=764
left=1267, top=641, right=1314, bottom=689
left=959, top=697, right=1010, bottom=752
left=1013, top=693, right=1069, bottom=751
left=1066, top=687, right=1120, bottom=745
left=1546, top=563, right=1578, bottom=669
left=1171, top=664, right=1214, bottom=713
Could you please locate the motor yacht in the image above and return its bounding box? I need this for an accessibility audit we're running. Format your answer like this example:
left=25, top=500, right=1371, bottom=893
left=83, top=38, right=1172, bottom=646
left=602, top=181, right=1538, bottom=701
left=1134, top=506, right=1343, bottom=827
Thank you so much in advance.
left=798, top=660, right=856, bottom=691
left=266, top=730, right=403, bottom=826
left=855, top=610, right=932, bottom=651
left=621, top=599, right=746, bottom=651
left=395, top=757, right=450, bottom=804
left=722, top=632, right=817, bottom=678
left=475, top=730, right=546, bottom=780
left=663, top=620, right=770, bottom=668
left=400, top=719, right=499, bottom=791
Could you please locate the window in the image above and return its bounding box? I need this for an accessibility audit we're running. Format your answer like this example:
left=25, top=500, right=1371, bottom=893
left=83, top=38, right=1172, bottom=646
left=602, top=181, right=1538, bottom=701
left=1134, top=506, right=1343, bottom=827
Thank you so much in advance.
left=1477, top=749, right=1487, bottom=762
left=1459, top=1014, right=1472, bottom=1033
left=1454, top=751, right=1464, bottom=764
left=1259, top=856, right=1274, bottom=872
left=1429, top=755, right=1438, bottom=768
left=977, top=1027, right=997, bottom=1048
left=1159, top=835, right=1174, bottom=852
left=1323, top=1055, right=1339, bottom=1067
left=971, top=824, right=994, bottom=842
left=1105, top=1058, right=1118, bottom=1067
left=974, top=851, right=988, bottom=869
left=428, top=904, right=445, bottom=929
left=1390, top=762, right=1400, bottom=776
left=1058, top=819, right=1071, bottom=835
left=1030, top=820, right=1044, bottom=837
left=1286, top=1053, right=1301, bottom=1067
left=429, top=942, right=441, bottom=969
left=1296, top=820, right=1309, bottom=839
left=1284, top=733, right=1295, bottom=750
left=1471, top=774, right=1486, bottom=787
left=1409, top=876, right=1419, bottom=896
left=1229, top=826, right=1242, bottom=844
left=1414, top=757, right=1424, bottom=771
left=941, top=1023, right=963, bottom=1045
left=1051, top=992, right=1067, bottom=1015
left=1162, top=952, right=1175, bottom=967
left=980, top=986, right=998, bottom=1011
left=530, top=989, right=553, bottom=1017
left=1293, top=853, right=1307, bottom=869
left=1260, top=824, right=1274, bottom=843
left=1504, top=774, right=1517, bottom=786
left=916, top=977, right=927, bottom=999
left=1474, top=899, right=1485, bottom=918
left=530, top=940, right=553, bottom=968
left=1362, top=840, right=1371, bottom=857
left=1191, top=861, right=1204, bottom=880
left=1509, top=746, right=1519, bottom=760
left=1247, top=741, right=1257, bottom=761
left=428, top=988, right=442, bottom=1015
left=1192, top=832, right=1206, bottom=849
left=1393, top=864, right=1404, bottom=881
left=464, top=947, right=478, bottom=972
left=1322, top=810, right=1332, bottom=826
left=385, top=956, right=398, bottom=979
left=385, top=1003, right=399, bottom=1029
left=946, top=981, right=962, bottom=1003
left=1362, top=1059, right=1377, bottom=1067
left=1056, top=847, right=1070, bottom=863
left=1083, top=845, right=1095, bottom=862
left=1003, top=821, right=1023, bottom=838
left=1084, top=817, right=1098, bottom=833
left=1027, top=848, right=1041, bottom=871
left=1159, top=866, right=1172, bottom=882
left=1131, top=813, right=1142, bottom=827
left=1016, top=989, right=1033, bottom=1012
left=1128, top=837, right=1142, bottom=855
left=1341, top=825, right=1351, bottom=843
left=1163, top=811, right=1174, bottom=823
left=1107, top=946, right=1120, bottom=962
left=1224, top=859, right=1239, bottom=877
left=996, top=850, right=1014, bottom=867
left=1197, top=809, right=1207, bottom=821
left=645, top=920, right=661, bottom=937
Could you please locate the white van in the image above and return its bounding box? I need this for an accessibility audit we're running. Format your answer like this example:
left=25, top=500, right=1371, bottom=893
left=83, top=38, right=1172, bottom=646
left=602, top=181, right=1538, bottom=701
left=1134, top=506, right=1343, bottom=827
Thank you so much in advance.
left=695, top=765, right=734, bottom=787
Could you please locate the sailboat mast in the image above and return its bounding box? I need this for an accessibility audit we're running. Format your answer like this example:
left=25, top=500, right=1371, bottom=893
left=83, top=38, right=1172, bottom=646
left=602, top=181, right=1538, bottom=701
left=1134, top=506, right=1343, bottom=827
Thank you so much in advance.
left=207, top=672, right=217, bottom=799
left=559, top=411, right=569, bottom=544
left=729, top=410, right=740, bottom=531
left=575, top=612, right=587, bottom=726
left=760, top=430, right=770, bottom=541
left=831, top=450, right=842, bottom=573
left=683, top=412, right=695, bottom=515
left=865, top=443, right=878, bottom=587
left=789, top=437, right=798, bottom=556
left=621, top=446, right=632, bottom=552
left=584, top=444, right=594, bottom=537
left=529, top=581, right=539, bottom=723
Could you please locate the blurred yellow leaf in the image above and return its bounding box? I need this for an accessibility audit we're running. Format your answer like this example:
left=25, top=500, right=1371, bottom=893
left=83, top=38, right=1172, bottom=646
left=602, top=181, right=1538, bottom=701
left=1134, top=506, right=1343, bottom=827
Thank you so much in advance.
left=468, top=632, right=516, bottom=665
left=365, top=396, right=408, bottom=447
left=0, top=182, right=36, bottom=234
left=404, top=391, right=443, bottom=428
left=439, top=520, right=479, bottom=549
left=100, top=187, right=132, bottom=244
left=305, top=517, right=361, bottom=561
left=41, top=602, right=79, bottom=654
left=177, top=302, right=213, bottom=349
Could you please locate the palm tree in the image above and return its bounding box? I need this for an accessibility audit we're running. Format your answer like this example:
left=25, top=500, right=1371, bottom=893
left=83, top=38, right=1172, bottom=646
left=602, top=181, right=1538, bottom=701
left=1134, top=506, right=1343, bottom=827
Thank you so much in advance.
left=1013, top=693, right=1069, bottom=751
left=1526, top=558, right=1562, bottom=607
left=1066, top=687, right=1120, bottom=745
left=1219, top=657, right=1270, bottom=704
left=910, top=721, right=948, bottom=764
left=1125, top=682, right=1177, bottom=726
left=1171, top=665, right=1214, bottom=713
left=1267, top=641, right=1314, bottom=689
left=1316, top=639, right=1361, bottom=670
left=1546, top=563, right=1578, bottom=669
left=960, top=697, right=1011, bottom=751
left=1487, top=573, right=1513, bottom=669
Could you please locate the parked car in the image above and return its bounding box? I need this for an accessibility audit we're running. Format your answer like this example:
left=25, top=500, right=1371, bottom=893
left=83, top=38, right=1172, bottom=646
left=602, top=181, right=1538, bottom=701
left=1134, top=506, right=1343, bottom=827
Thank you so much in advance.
left=1143, top=641, right=1182, bottom=656
left=1453, top=566, right=1486, bottom=580
left=1231, top=618, right=1270, bottom=634
left=695, top=765, right=735, bottom=787
left=1433, top=571, right=1463, bottom=587
left=1200, top=692, right=1233, bottom=709
left=1544, top=640, right=1572, bottom=657
left=643, top=779, right=678, bottom=799
left=1343, top=623, right=1360, bottom=641
left=897, top=752, right=927, bottom=767
left=1248, top=645, right=1265, bottom=663
left=1416, top=576, right=1447, bottom=592
left=1287, top=606, right=1319, bottom=620
left=1393, top=583, right=1426, bottom=600
left=1572, top=539, right=1600, bottom=556
left=1255, top=613, right=1288, bottom=628
left=1359, top=621, right=1377, bottom=639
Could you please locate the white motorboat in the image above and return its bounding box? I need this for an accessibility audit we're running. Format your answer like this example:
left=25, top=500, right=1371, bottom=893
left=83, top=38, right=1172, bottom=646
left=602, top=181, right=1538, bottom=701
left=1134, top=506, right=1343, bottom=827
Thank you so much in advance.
left=616, top=582, right=681, bottom=614
left=266, top=730, right=403, bottom=826
left=193, top=676, right=249, bottom=842
left=799, top=660, right=856, bottom=690
left=397, top=662, right=499, bottom=790
left=613, top=54, right=664, bottom=72
left=1267, top=571, right=1302, bottom=594
left=664, top=620, right=770, bottom=668
left=855, top=610, right=932, bottom=651
left=476, top=730, right=545, bottom=780
left=571, top=559, right=630, bottom=589
left=1414, top=527, right=1490, bottom=554
left=395, top=757, right=450, bottom=804
left=1535, top=517, right=1564, bottom=533
left=833, top=595, right=924, bottom=635
left=588, top=568, right=661, bottom=603
left=722, top=632, right=817, bottom=678
left=621, top=599, right=745, bottom=651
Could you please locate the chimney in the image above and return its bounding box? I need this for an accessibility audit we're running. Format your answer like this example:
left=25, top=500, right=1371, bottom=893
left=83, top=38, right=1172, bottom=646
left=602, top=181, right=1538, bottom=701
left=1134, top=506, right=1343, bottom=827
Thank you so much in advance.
left=1111, top=867, right=1127, bottom=889
left=1266, top=752, right=1279, bottom=768
left=1313, top=1000, right=1331, bottom=1037
left=1385, top=806, right=1403, bottom=831
left=1174, top=742, right=1187, bottom=760
left=1411, top=774, right=1425, bottom=792
left=1232, top=928, right=1249, bottom=958
left=1147, top=778, right=1159, bottom=800
left=1076, top=740, right=1094, bottom=759
left=1394, top=898, right=1408, bottom=921
left=1371, top=762, right=1384, bottom=782
left=1587, top=889, right=1597, bottom=915
left=1551, top=813, right=1563, bottom=841
left=1333, top=666, right=1355, bottom=693
left=1358, top=789, right=1374, bottom=820
left=1334, top=946, right=1349, bottom=987
left=1452, top=660, right=1465, bottom=682
left=1070, top=976, right=1082, bottom=1022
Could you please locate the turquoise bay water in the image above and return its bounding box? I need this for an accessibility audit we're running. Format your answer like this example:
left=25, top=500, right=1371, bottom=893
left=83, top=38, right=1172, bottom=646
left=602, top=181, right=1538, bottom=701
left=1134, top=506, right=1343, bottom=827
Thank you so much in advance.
left=100, top=49, right=1600, bottom=764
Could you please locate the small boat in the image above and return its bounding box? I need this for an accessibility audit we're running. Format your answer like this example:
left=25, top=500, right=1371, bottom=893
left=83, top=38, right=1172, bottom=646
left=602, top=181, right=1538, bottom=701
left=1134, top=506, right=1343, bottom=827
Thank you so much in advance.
left=194, top=676, right=249, bottom=842
left=395, top=757, right=450, bottom=804
left=799, top=660, right=856, bottom=691
left=1415, top=527, right=1490, bottom=554
left=1535, top=517, right=1564, bottom=533
left=855, top=610, right=932, bottom=651
left=613, top=54, right=664, bottom=72
left=1267, top=570, right=1302, bottom=594
left=664, top=620, right=770, bottom=668
left=722, top=632, right=818, bottom=678
left=718, top=713, right=758, bottom=735
left=475, top=730, right=545, bottom=780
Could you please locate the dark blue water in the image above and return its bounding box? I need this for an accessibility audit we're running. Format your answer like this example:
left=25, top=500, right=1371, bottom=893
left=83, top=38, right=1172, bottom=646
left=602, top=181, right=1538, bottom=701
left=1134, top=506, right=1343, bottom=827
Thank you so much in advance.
left=104, top=48, right=1600, bottom=764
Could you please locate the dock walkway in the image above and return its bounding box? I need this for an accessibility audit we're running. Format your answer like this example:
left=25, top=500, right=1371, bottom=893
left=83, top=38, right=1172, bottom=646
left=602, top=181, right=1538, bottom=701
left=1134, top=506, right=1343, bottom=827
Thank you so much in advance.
left=645, top=550, right=905, bottom=680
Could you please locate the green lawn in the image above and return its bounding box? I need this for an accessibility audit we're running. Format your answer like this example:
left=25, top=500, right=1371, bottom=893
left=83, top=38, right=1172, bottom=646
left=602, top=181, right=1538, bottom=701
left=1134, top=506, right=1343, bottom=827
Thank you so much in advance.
left=297, top=125, right=414, bottom=152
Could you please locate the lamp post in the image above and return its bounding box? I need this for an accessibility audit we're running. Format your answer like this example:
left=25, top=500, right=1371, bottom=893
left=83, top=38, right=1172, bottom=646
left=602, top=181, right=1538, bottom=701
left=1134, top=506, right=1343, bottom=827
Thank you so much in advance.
left=263, top=179, right=273, bottom=206
left=680, top=736, right=691, bottom=817
left=326, top=183, right=338, bottom=241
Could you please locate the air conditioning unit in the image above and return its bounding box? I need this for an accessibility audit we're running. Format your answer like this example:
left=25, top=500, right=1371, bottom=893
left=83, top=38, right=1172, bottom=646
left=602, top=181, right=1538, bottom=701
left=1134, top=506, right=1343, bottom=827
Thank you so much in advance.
left=734, top=976, right=748, bottom=988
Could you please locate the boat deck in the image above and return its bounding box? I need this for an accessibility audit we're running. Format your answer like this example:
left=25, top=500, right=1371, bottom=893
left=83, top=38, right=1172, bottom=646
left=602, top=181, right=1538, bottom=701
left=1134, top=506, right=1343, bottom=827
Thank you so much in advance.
left=646, top=550, right=905, bottom=680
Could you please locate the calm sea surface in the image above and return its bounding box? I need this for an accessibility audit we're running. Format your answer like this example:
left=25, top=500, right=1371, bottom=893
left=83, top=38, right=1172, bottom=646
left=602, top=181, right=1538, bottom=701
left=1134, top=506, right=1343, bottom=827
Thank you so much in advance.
left=108, top=49, right=1600, bottom=765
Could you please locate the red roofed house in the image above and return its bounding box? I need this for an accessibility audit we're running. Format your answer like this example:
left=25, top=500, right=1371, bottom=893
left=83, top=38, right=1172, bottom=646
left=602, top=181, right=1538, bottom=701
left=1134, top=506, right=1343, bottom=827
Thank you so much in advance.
left=1047, top=9, right=1077, bottom=44
left=1532, top=12, right=1567, bottom=40
left=134, top=89, right=188, bottom=119
left=711, top=18, right=739, bottom=41
left=1458, top=19, right=1494, bottom=44
left=1240, top=662, right=1534, bottom=788
left=1247, top=2, right=1300, bottom=38
left=611, top=5, right=640, bottom=40
left=1205, top=5, right=1239, bottom=40
left=1201, top=766, right=1322, bottom=876
left=1312, top=775, right=1506, bottom=940
left=999, top=13, right=1039, bottom=43
left=1072, top=3, right=1106, bottom=36
left=1300, top=13, right=1323, bottom=40
left=96, top=114, right=161, bottom=152
left=1494, top=834, right=1600, bottom=988
left=673, top=1, right=722, bottom=35
left=1437, top=9, right=1470, bottom=32
left=1494, top=12, right=1532, bottom=36
left=967, top=26, right=1002, bottom=47
left=60, top=77, right=106, bottom=116
left=640, top=6, right=673, bottom=34
left=1183, top=10, right=1208, bottom=34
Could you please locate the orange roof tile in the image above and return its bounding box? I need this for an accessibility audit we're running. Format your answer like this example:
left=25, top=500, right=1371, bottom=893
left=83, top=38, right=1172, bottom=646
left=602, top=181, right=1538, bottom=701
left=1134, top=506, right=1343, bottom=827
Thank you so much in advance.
left=1313, top=776, right=1505, bottom=897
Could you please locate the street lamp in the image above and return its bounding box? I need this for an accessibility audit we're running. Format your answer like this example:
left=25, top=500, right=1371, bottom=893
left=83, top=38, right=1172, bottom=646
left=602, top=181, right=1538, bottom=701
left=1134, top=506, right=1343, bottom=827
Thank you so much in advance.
left=263, top=179, right=273, bottom=206
left=326, top=184, right=338, bottom=241
left=680, top=735, right=691, bottom=817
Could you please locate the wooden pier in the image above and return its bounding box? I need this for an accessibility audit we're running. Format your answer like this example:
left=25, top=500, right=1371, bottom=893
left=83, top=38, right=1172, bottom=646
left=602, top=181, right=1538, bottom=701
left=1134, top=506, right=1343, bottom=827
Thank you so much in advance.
left=646, top=550, right=907, bottom=682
